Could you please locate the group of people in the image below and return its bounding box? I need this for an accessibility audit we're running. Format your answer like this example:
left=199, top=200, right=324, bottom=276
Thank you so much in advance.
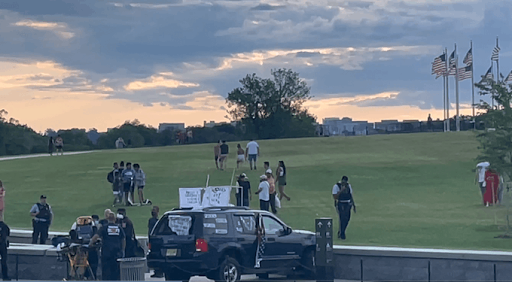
left=107, top=161, right=148, bottom=206
left=475, top=162, right=505, bottom=206
left=214, top=139, right=260, bottom=170
left=252, top=161, right=290, bottom=214
left=48, top=135, right=64, bottom=156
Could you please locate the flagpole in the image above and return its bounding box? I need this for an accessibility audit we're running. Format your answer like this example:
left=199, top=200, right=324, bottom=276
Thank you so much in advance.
left=455, top=43, right=460, bottom=132
left=491, top=60, right=494, bottom=109
left=445, top=47, right=450, bottom=132
left=470, top=40, right=476, bottom=130
left=443, top=57, right=447, bottom=132
left=496, top=37, right=500, bottom=111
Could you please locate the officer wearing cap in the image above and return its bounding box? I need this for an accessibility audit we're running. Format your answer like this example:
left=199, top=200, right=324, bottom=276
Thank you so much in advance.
left=30, top=195, right=53, bottom=244
left=91, top=212, right=125, bottom=281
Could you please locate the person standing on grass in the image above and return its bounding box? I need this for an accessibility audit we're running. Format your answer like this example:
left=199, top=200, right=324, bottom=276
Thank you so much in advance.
left=256, top=175, right=270, bottom=211
left=276, top=161, right=290, bottom=201
left=0, top=181, right=5, bottom=222
left=475, top=162, right=490, bottom=201
left=122, top=162, right=135, bottom=205
left=54, top=135, right=64, bottom=155
left=30, top=195, right=53, bottom=244
left=236, top=144, right=245, bottom=169
left=48, top=137, right=54, bottom=156
left=133, top=164, right=148, bottom=204
left=484, top=169, right=500, bottom=207
left=214, top=141, right=221, bottom=170
left=266, top=169, right=278, bottom=214
left=219, top=140, right=229, bottom=170
left=332, top=176, right=356, bottom=240
left=236, top=174, right=251, bottom=207
left=264, top=161, right=270, bottom=172
left=246, top=139, right=259, bottom=170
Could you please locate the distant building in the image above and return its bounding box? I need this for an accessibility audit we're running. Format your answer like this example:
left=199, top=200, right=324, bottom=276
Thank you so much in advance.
left=322, top=117, right=372, bottom=136
left=374, top=120, right=401, bottom=132
left=203, top=120, right=238, bottom=128
left=158, top=123, right=185, bottom=133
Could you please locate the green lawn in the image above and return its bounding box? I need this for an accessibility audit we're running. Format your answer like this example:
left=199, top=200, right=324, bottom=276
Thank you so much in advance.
left=1, top=132, right=510, bottom=251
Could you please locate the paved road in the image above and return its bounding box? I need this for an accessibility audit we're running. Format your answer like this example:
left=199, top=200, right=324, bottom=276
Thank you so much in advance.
left=0, top=151, right=93, bottom=161
left=145, top=271, right=357, bottom=282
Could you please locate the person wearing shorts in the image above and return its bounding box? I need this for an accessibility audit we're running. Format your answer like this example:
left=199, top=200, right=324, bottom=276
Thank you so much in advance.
left=245, top=139, right=259, bottom=170
left=236, top=144, right=245, bottom=169
left=54, top=135, right=64, bottom=156
left=219, top=141, right=229, bottom=170
left=214, top=141, right=221, bottom=170
left=134, top=164, right=148, bottom=204
left=122, top=163, right=135, bottom=205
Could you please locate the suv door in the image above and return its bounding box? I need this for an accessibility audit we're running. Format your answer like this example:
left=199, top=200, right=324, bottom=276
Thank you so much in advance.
left=232, top=213, right=258, bottom=269
left=260, top=214, right=297, bottom=270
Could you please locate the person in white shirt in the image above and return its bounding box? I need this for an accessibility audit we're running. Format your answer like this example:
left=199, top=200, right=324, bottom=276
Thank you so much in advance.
left=255, top=175, right=270, bottom=211
left=475, top=162, right=490, bottom=196
left=245, top=139, right=260, bottom=170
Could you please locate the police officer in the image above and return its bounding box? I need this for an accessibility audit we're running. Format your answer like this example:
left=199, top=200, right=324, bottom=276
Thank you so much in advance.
left=332, top=176, right=356, bottom=240
left=0, top=220, right=10, bottom=281
left=91, top=212, right=125, bottom=281
left=30, top=195, right=53, bottom=244
left=116, top=208, right=136, bottom=258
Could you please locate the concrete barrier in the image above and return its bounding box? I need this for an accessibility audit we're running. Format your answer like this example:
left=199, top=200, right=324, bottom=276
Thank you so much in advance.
left=6, top=243, right=67, bottom=281
left=333, top=245, right=512, bottom=281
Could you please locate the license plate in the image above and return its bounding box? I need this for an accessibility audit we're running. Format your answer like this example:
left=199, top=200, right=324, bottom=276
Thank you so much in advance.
left=166, top=249, right=178, bottom=257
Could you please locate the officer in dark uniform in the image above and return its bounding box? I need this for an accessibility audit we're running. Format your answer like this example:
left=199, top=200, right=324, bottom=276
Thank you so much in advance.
left=0, top=220, right=10, bottom=281
left=29, top=195, right=53, bottom=244
left=90, top=212, right=125, bottom=281
left=116, top=208, right=136, bottom=258
left=332, top=176, right=356, bottom=240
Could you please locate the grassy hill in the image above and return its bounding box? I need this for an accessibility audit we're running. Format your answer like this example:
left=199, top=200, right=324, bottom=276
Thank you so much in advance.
left=1, top=132, right=509, bottom=251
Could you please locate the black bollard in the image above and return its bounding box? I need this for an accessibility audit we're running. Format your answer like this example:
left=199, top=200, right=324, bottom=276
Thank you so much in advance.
left=315, top=218, right=334, bottom=282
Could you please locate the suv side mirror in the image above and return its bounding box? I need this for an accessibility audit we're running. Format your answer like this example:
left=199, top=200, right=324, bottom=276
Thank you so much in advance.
left=279, top=227, right=292, bottom=237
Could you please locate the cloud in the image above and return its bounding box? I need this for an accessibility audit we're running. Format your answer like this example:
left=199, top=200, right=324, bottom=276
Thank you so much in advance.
left=250, top=4, right=285, bottom=11
left=124, top=73, right=199, bottom=91
left=12, top=20, right=75, bottom=39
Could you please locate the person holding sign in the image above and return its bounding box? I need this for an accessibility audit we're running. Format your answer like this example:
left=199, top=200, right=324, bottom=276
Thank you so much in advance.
left=256, top=175, right=270, bottom=211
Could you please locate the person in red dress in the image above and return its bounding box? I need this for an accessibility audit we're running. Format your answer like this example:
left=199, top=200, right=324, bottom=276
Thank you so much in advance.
left=484, top=169, right=500, bottom=206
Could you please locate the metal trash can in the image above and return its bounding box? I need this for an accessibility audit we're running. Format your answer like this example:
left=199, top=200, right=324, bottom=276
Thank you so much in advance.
left=117, top=257, right=147, bottom=281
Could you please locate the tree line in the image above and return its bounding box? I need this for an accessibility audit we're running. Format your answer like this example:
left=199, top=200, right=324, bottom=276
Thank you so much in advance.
left=0, top=69, right=318, bottom=156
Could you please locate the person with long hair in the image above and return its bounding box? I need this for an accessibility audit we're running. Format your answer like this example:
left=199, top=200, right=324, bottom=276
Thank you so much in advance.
left=275, top=161, right=290, bottom=201
left=236, top=144, right=245, bottom=169
left=484, top=169, right=500, bottom=206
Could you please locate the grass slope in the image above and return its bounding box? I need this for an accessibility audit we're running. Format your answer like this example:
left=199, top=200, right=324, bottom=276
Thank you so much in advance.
left=0, top=132, right=509, bottom=250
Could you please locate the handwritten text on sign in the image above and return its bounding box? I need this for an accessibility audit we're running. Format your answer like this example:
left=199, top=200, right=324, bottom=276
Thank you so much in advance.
left=202, top=186, right=231, bottom=207
left=179, top=188, right=203, bottom=208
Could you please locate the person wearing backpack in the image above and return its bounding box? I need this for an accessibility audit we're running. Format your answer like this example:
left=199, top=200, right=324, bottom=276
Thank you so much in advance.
left=70, top=216, right=98, bottom=279
left=332, top=176, right=356, bottom=240
left=30, top=195, right=53, bottom=244
left=108, top=163, right=123, bottom=206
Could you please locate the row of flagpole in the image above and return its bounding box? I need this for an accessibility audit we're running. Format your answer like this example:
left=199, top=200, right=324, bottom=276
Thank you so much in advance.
left=431, top=37, right=509, bottom=132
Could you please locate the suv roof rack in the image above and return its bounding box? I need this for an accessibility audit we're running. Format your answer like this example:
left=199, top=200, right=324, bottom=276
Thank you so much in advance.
left=171, top=207, right=194, bottom=211
left=202, top=206, right=250, bottom=211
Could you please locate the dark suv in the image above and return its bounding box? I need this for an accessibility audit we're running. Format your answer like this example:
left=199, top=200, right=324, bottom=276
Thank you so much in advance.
left=147, top=207, right=316, bottom=282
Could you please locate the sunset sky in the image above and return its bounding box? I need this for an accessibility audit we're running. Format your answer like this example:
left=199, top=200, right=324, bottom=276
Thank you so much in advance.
left=0, top=0, right=510, bottom=132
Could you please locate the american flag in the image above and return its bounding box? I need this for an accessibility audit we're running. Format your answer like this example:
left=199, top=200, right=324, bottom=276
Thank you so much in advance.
left=463, top=48, right=472, bottom=66
left=448, top=50, right=457, bottom=76
left=457, top=65, right=472, bottom=81
left=505, top=71, right=512, bottom=84
left=431, top=53, right=447, bottom=78
left=491, top=46, right=500, bottom=61
left=484, top=66, right=493, bottom=79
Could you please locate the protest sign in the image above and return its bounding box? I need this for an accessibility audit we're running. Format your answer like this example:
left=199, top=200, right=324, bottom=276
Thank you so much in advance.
left=179, top=188, right=203, bottom=208
left=202, top=186, right=232, bottom=208
left=168, top=215, right=192, bottom=236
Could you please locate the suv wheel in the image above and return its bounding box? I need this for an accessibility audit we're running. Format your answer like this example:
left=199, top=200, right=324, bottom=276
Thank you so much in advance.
left=216, top=257, right=241, bottom=282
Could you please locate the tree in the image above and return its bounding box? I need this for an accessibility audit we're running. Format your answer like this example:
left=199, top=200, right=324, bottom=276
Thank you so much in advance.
left=226, top=68, right=316, bottom=139
left=475, top=78, right=512, bottom=236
